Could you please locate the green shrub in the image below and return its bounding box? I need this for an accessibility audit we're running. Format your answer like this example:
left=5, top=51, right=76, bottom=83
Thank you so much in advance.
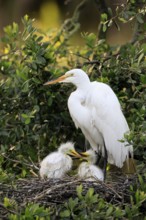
left=0, top=16, right=80, bottom=176
left=0, top=14, right=146, bottom=176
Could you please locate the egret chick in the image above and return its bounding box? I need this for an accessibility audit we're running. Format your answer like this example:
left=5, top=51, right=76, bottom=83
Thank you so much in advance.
left=40, top=142, right=80, bottom=179
left=78, top=149, right=104, bottom=182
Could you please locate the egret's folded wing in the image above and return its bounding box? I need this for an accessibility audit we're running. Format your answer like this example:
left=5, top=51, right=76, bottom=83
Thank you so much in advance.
left=87, top=82, right=133, bottom=167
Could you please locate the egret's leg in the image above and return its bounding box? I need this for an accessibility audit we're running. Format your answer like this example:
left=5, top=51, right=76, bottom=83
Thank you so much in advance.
left=103, top=142, right=108, bottom=181
left=84, top=138, right=89, bottom=151
left=95, top=152, right=102, bottom=166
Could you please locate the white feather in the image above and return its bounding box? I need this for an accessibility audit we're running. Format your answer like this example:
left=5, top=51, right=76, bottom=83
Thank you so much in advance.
left=78, top=162, right=104, bottom=181
left=66, top=69, right=133, bottom=168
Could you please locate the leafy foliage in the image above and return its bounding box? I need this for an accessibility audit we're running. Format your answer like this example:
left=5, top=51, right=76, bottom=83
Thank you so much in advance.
left=8, top=203, right=51, bottom=220
left=0, top=15, right=81, bottom=177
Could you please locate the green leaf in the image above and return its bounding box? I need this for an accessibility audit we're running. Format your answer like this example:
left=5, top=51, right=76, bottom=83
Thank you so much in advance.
left=21, top=168, right=27, bottom=177
left=84, top=33, right=97, bottom=48
left=86, top=188, right=94, bottom=198
left=106, top=206, right=114, bottom=216
left=138, top=53, right=144, bottom=64
left=136, top=14, right=144, bottom=24
left=60, top=210, right=70, bottom=218
left=76, top=185, right=83, bottom=199
left=32, top=78, right=41, bottom=84
left=25, top=118, right=31, bottom=125
left=34, top=105, right=40, bottom=112
left=118, top=17, right=127, bottom=23
left=47, top=96, right=53, bottom=106
left=4, top=197, right=11, bottom=208
left=101, top=13, right=108, bottom=21
left=23, top=14, right=29, bottom=22
left=12, top=22, right=19, bottom=33
left=107, top=20, right=113, bottom=27
left=114, top=207, right=123, bottom=217
left=36, top=36, right=44, bottom=42
left=21, top=113, right=28, bottom=119
left=140, top=74, right=146, bottom=84
left=107, top=7, right=113, bottom=17
left=102, top=24, right=107, bottom=32
left=68, top=198, right=78, bottom=211
left=141, top=43, right=146, bottom=53
left=36, top=56, right=46, bottom=65
left=31, top=62, right=37, bottom=70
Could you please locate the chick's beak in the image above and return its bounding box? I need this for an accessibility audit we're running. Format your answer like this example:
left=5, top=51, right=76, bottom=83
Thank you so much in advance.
left=44, top=74, right=67, bottom=85
left=80, top=152, right=89, bottom=157
left=68, top=150, right=81, bottom=158
left=79, top=152, right=90, bottom=161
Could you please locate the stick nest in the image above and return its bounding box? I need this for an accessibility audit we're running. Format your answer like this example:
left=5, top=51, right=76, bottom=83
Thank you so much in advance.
left=0, top=174, right=139, bottom=218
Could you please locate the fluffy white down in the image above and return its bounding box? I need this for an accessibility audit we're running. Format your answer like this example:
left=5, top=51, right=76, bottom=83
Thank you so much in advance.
left=40, top=142, right=73, bottom=179
left=78, top=162, right=104, bottom=181
left=77, top=149, right=104, bottom=181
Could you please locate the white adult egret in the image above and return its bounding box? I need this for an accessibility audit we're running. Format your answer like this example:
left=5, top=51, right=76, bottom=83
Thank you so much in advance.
left=39, top=142, right=81, bottom=179
left=44, top=69, right=133, bottom=178
left=78, top=149, right=104, bottom=181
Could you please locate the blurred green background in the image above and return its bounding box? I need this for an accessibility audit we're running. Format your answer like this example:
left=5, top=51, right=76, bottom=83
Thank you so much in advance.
left=0, top=0, right=136, bottom=45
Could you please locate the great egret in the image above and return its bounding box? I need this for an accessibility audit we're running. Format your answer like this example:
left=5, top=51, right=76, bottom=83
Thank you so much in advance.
left=44, top=69, right=133, bottom=178
left=78, top=149, right=104, bottom=181
left=39, top=142, right=81, bottom=179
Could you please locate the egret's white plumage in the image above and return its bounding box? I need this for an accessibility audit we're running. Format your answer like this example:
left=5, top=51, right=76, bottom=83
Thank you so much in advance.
left=44, top=69, right=133, bottom=170
left=78, top=149, right=104, bottom=181
left=40, top=142, right=80, bottom=179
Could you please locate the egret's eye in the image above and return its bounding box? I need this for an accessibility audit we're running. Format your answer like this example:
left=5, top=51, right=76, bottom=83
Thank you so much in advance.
left=70, top=73, right=74, bottom=77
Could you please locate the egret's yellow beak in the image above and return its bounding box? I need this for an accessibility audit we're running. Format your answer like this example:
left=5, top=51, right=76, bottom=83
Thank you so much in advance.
left=44, top=74, right=67, bottom=85
left=68, top=149, right=81, bottom=158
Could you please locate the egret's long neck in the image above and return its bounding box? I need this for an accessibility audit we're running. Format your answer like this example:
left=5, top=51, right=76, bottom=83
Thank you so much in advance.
left=75, top=77, right=90, bottom=91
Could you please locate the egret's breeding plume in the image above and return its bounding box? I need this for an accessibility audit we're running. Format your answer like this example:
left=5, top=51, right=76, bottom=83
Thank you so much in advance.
left=78, top=149, right=104, bottom=182
left=39, top=142, right=81, bottom=179
left=44, top=69, right=133, bottom=178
